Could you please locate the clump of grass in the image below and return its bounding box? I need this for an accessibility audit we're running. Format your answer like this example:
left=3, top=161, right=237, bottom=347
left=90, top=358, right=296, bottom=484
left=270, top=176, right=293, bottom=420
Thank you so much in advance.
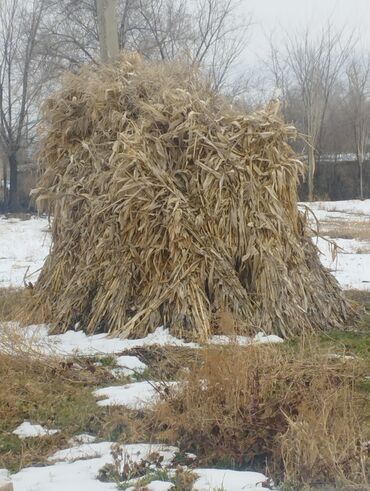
left=99, top=443, right=197, bottom=490
left=121, top=346, right=199, bottom=382
left=0, top=351, right=96, bottom=470
left=170, top=467, right=198, bottom=490
left=99, top=444, right=169, bottom=485
left=116, top=468, right=196, bottom=490
left=147, top=341, right=369, bottom=489
left=0, top=288, right=29, bottom=322
left=319, top=330, right=370, bottom=365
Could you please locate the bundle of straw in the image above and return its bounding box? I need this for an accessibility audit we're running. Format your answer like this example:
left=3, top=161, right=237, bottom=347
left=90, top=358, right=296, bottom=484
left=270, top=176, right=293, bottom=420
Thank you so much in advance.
left=27, top=54, right=351, bottom=339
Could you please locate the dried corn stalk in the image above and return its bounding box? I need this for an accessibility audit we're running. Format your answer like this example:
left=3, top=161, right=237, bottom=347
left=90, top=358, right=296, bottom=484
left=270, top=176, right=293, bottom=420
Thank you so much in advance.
left=26, top=54, right=352, bottom=339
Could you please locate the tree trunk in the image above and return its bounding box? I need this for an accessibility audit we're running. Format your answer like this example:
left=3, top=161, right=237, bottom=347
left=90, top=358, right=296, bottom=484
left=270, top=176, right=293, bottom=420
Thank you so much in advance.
left=8, top=153, right=19, bottom=212
left=359, top=158, right=364, bottom=200
left=2, top=158, right=8, bottom=208
left=308, top=145, right=316, bottom=201
left=97, top=0, right=119, bottom=63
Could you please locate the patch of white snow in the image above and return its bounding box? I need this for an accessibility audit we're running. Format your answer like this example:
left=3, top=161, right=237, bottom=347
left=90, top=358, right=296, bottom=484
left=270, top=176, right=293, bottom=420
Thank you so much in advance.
left=125, top=482, right=173, bottom=491
left=210, top=332, right=283, bottom=346
left=112, top=355, right=147, bottom=377
left=316, top=237, right=370, bottom=290
left=13, top=421, right=60, bottom=439
left=193, top=468, right=271, bottom=491
left=94, top=381, right=176, bottom=409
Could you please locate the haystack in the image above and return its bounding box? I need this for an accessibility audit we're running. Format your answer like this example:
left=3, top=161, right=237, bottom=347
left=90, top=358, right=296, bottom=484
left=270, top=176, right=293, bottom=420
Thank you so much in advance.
left=28, top=54, right=352, bottom=339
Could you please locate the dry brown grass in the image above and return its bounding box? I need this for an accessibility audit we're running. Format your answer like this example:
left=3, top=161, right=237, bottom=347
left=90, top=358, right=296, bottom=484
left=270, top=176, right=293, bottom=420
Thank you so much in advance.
left=318, top=219, right=370, bottom=245
left=0, top=288, right=28, bottom=322
left=146, top=342, right=369, bottom=489
left=23, top=53, right=352, bottom=339
left=0, top=324, right=133, bottom=471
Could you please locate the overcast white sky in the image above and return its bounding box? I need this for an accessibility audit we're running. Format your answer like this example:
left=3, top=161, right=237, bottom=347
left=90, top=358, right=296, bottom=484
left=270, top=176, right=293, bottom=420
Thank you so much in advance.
left=242, top=0, right=370, bottom=64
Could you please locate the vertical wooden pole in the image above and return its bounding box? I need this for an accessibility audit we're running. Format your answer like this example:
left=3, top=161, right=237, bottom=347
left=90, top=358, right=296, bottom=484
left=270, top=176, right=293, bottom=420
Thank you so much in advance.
left=97, top=0, right=119, bottom=63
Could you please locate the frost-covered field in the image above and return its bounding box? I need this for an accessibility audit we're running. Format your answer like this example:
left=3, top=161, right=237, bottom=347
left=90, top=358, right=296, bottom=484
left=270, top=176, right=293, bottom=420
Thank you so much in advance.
left=0, top=201, right=369, bottom=490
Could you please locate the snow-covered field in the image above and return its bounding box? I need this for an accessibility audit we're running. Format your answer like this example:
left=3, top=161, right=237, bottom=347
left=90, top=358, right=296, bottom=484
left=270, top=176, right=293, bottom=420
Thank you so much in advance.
left=0, top=200, right=369, bottom=491
left=300, top=200, right=370, bottom=290
left=0, top=216, right=51, bottom=288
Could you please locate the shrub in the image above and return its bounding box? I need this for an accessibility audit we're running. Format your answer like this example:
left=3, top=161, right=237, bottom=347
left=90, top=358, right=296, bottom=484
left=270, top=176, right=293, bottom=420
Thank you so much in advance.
left=148, top=341, right=369, bottom=489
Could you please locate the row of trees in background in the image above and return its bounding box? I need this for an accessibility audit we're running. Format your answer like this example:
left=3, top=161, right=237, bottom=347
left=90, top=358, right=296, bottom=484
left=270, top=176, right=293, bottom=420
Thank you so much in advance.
left=268, top=27, right=369, bottom=200
left=0, top=0, right=369, bottom=210
left=0, top=0, right=50, bottom=211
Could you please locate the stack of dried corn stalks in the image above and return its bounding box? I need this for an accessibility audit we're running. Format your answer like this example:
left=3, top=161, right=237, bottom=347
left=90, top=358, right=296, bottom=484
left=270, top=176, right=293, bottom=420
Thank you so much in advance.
left=27, top=54, right=352, bottom=339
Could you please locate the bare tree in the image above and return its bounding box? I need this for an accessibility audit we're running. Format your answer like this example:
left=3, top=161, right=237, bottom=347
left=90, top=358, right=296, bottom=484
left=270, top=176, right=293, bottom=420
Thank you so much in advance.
left=41, top=0, right=100, bottom=69
left=0, top=0, right=49, bottom=211
left=268, top=25, right=355, bottom=200
left=126, top=0, right=193, bottom=60
left=189, top=0, right=250, bottom=90
left=43, top=0, right=251, bottom=92
left=346, top=57, right=370, bottom=199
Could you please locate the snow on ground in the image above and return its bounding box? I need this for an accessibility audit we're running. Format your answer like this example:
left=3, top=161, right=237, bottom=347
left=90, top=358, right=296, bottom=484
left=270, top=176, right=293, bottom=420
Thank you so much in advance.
left=13, top=457, right=117, bottom=491
left=0, top=324, right=198, bottom=356
left=94, top=381, right=171, bottom=409
left=13, top=421, right=60, bottom=439
left=304, top=199, right=370, bottom=216
left=315, top=237, right=370, bottom=290
left=301, top=199, right=370, bottom=290
left=110, top=355, right=148, bottom=378
left=0, top=469, right=12, bottom=488
left=300, top=199, right=370, bottom=227
left=13, top=442, right=179, bottom=491
left=116, top=355, right=147, bottom=373
left=49, top=442, right=179, bottom=465
left=11, top=440, right=272, bottom=491
left=69, top=434, right=97, bottom=445
left=125, top=482, right=173, bottom=491
left=0, top=323, right=284, bottom=358
left=192, top=468, right=270, bottom=491
left=210, top=333, right=284, bottom=346
left=0, top=216, right=50, bottom=288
